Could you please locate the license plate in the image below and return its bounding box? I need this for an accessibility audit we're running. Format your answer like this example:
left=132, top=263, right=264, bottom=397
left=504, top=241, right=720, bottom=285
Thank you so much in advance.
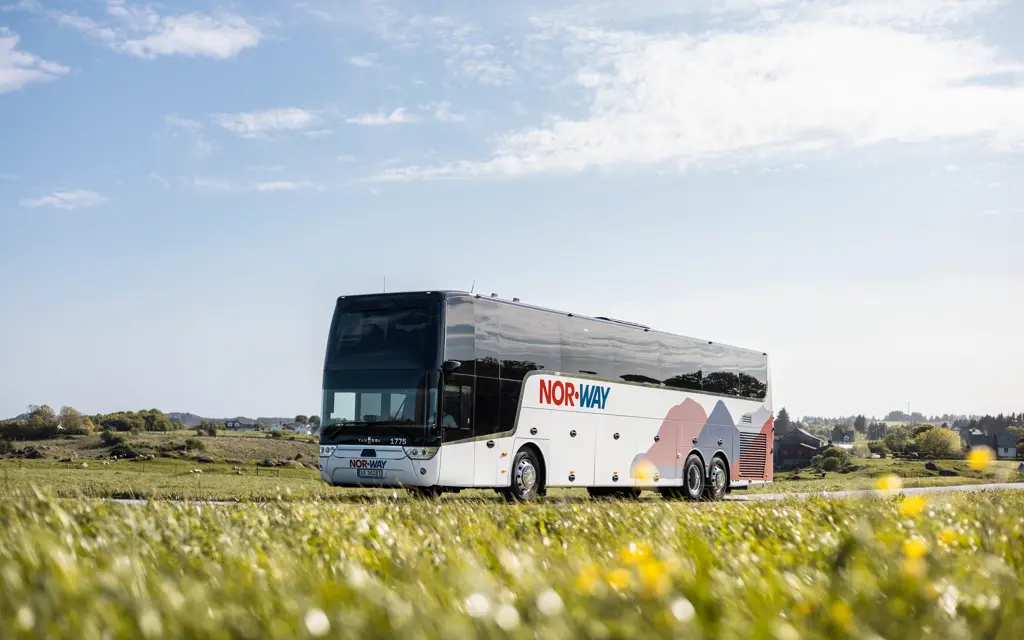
left=357, top=469, right=385, bottom=479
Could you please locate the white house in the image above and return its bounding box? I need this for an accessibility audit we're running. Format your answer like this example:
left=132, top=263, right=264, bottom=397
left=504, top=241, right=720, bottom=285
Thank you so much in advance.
left=996, top=431, right=1017, bottom=459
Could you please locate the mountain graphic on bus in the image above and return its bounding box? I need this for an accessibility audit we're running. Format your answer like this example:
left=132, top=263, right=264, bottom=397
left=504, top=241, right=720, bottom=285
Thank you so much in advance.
left=629, top=398, right=774, bottom=482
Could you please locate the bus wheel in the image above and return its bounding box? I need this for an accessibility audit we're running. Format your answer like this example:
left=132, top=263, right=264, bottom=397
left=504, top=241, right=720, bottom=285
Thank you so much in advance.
left=703, top=457, right=729, bottom=501
left=506, top=448, right=542, bottom=502
left=682, top=454, right=705, bottom=500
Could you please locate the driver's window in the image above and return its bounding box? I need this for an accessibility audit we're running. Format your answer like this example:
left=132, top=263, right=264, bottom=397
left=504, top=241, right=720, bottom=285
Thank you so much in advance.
left=442, top=374, right=474, bottom=442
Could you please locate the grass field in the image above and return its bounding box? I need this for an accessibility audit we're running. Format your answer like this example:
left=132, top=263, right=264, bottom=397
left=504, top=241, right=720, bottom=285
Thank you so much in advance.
left=2, top=488, right=1024, bottom=638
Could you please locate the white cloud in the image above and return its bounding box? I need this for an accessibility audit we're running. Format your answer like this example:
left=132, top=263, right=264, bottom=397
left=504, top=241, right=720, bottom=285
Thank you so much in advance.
left=429, top=18, right=516, bottom=86
left=347, top=53, right=377, bottom=68
left=449, top=42, right=516, bottom=86
left=255, top=180, right=314, bottom=191
left=430, top=101, right=466, bottom=123
left=190, top=176, right=316, bottom=193
left=382, top=0, right=1024, bottom=180
left=149, top=172, right=170, bottom=188
left=32, top=0, right=260, bottom=60
left=345, top=107, right=418, bottom=125
left=20, top=189, right=106, bottom=210
left=164, top=114, right=202, bottom=132
left=0, top=27, right=69, bottom=94
left=213, top=108, right=319, bottom=138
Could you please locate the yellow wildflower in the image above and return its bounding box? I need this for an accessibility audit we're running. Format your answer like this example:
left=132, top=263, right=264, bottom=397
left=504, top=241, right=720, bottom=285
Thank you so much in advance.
left=901, top=557, right=925, bottom=579
left=876, top=474, right=902, bottom=492
left=619, top=542, right=653, bottom=566
left=606, top=568, right=632, bottom=591
left=575, top=562, right=601, bottom=594
left=638, top=560, right=670, bottom=597
left=937, top=528, right=958, bottom=547
left=829, top=601, right=852, bottom=628
left=967, top=446, right=993, bottom=470
left=899, top=495, right=926, bottom=517
left=903, top=537, right=928, bottom=559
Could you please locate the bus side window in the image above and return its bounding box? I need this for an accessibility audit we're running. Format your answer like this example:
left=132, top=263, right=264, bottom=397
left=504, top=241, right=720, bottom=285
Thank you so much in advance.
left=475, top=377, right=501, bottom=437
left=442, top=374, right=474, bottom=442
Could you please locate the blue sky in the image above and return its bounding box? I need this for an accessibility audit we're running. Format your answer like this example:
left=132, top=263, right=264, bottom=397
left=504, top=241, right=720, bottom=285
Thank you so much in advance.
left=1, top=0, right=1022, bottom=420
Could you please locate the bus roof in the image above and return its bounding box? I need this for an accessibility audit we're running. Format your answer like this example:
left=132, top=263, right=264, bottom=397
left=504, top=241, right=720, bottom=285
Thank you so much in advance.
left=336, top=289, right=767, bottom=357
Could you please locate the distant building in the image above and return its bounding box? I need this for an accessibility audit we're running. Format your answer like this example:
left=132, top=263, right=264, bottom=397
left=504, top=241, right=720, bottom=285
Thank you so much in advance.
left=830, top=426, right=856, bottom=445
left=996, top=431, right=1017, bottom=459
left=774, top=429, right=827, bottom=470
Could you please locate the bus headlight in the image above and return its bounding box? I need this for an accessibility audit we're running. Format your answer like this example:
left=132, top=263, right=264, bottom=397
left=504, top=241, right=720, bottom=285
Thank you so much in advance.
left=404, top=446, right=439, bottom=460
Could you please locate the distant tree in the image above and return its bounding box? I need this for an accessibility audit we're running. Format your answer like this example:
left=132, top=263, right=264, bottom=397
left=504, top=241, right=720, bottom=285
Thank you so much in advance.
left=776, top=408, right=792, bottom=435
left=58, top=406, right=93, bottom=435
left=912, top=423, right=935, bottom=437
left=294, top=415, right=308, bottom=425
left=884, top=425, right=911, bottom=455
left=867, top=421, right=888, bottom=440
left=914, top=427, right=961, bottom=458
left=854, top=415, right=867, bottom=434
left=308, top=415, right=321, bottom=428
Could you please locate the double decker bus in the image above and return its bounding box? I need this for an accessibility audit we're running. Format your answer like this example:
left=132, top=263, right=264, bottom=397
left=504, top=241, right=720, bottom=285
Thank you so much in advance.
left=318, top=290, right=773, bottom=501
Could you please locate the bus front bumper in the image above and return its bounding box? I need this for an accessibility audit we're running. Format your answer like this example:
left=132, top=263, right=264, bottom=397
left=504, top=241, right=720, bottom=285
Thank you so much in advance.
left=319, top=447, right=440, bottom=487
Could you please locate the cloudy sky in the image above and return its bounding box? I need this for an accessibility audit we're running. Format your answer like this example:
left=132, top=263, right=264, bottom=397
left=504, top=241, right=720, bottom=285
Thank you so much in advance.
left=1, top=0, right=1021, bottom=420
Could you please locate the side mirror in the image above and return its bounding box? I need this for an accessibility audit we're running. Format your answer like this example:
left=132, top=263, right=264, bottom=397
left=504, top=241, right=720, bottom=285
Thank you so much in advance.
left=442, top=360, right=462, bottom=373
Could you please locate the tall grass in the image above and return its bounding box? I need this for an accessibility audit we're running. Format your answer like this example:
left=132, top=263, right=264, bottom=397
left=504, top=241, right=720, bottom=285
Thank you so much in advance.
left=2, top=489, right=1023, bottom=638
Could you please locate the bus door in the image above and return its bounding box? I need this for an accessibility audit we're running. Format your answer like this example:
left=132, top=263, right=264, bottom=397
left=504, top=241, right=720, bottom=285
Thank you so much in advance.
left=437, top=374, right=475, bottom=487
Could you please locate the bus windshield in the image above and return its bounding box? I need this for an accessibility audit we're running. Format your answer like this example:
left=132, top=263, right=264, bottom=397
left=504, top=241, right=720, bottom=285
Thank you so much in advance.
left=320, top=369, right=438, bottom=444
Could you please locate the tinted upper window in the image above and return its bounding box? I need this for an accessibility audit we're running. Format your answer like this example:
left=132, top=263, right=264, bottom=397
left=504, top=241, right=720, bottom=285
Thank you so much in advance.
left=559, top=317, right=615, bottom=379
left=474, top=299, right=501, bottom=378
left=326, top=298, right=440, bottom=370
left=660, top=335, right=703, bottom=390
left=700, top=343, right=740, bottom=396
left=498, top=304, right=561, bottom=380
left=610, top=325, right=661, bottom=385
left=444, top=296, right=476, bottom=376
left=737, top=350, right=768, bottom=399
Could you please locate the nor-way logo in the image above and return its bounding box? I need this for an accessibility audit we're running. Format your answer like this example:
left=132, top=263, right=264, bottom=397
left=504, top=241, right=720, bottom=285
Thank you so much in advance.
left=349, top=459, right=386, bottom=469
left=538, top=379, right=610, bottom=409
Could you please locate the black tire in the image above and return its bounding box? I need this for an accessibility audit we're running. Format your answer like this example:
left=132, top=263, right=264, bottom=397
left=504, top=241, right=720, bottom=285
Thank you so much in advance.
left=682, top=454, right=705, bottom=500
left=507, top=447, right=543, bottom=502
left=703, top=456, right=729, bottom=501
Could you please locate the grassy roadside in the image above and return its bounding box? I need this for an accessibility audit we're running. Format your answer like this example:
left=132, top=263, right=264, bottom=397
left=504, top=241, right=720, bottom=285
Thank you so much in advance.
left=3, top=455, right=1022, bottom=503
left=2, top=489, right=1023, bottom=638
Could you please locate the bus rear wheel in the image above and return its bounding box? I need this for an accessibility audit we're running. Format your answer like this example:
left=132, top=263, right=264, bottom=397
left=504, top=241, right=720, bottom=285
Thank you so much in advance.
left=703, top=456, right=729, bottom=501
left=682, top=454, right=705, bottom=500
left=502, top=448, right=543, bottom=502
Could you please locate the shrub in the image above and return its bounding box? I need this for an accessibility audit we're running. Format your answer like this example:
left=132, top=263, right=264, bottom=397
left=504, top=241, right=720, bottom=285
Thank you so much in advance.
left=0, top=439, right=11, bottom=455
left=822, top=457, right=841, bottom=472
left=270, top=430, right=284, bottom=439
left=183, top=438, right=206, bottom=452
left=868, top=441, right=890, bottom=458
left=851, top=443, right=870, bottom=458
left=809, top=454, right=823, bottom=469
left=100, top=430, right=126, bottom=446
left=914, top=427, right=962, bottom=458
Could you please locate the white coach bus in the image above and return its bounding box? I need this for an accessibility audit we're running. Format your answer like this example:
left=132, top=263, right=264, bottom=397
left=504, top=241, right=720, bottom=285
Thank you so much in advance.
left=318, top=290, right=774, bottom=501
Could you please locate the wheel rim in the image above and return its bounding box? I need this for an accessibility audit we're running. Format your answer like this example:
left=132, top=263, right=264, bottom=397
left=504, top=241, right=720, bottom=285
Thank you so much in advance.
left=711, top=464, right=726, bottom=494
left=686, top=464, right=701, bottom=494
left=515, top=458, right=537, bottom=495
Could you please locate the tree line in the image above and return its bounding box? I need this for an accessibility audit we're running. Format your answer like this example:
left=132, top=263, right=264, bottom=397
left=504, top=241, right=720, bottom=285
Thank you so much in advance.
left=1, top=405, right=324, bottom=443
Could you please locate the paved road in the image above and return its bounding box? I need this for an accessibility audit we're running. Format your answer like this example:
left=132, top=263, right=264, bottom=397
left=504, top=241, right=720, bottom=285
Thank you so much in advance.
left=724, top=482, right=1024, bottom=502
left=101, top=482, right=1024, bottom=506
